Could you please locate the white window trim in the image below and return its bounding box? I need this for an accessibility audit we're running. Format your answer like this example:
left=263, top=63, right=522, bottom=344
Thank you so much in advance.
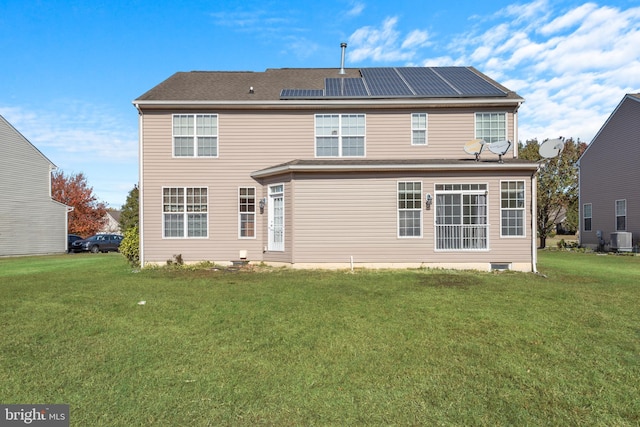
left=615, top=199, right=627, bottom=231
left=411, top=113, right=428, bottom=146
left=161, top=186, right=209, bottom=239
left=500, top=180, right=526, bottom=238
left=397, top=180, right=423, bottom=238
left=314, top=113, right=366, bottom=158
left=172, top=114, right=219, bottom=158
left=434, top=183, right=490, bottom=252
left=474, top=112, right=507, bottom=143
left=583, top=203, right=592, bottom=232
left=238, top=186, right=257, bottom=239
left=268, top=183, right=285, bottom=252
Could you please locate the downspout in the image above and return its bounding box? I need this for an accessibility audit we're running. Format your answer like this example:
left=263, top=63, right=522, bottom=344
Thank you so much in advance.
left=134, top=104, right=144, bottom=266
left=513, top=106, right=519, bottom=158
left=532, top=176, right=537, bottom=272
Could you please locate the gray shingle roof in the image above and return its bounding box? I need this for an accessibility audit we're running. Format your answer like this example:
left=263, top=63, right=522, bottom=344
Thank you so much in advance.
left=134, top=67, right=522, bottom=102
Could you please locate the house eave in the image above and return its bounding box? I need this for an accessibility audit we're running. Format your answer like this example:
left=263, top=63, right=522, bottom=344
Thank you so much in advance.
left=251, top=159, right=539, bottom=179
left=132, top=97, right=523, bottom=110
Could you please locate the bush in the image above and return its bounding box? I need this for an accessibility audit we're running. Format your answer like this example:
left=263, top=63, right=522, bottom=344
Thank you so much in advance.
left=119, top=225, right=140, bottom=267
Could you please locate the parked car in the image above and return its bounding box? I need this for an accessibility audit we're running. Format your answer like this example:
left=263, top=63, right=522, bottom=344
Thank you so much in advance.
left=70, top=234, right=123, bottom=253
left=67, top=234, right=83, bottom=252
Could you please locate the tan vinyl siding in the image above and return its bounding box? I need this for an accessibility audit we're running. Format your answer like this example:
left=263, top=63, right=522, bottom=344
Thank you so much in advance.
left=579, top=96, right=640, bottom=248
left=287, top=171, right=532, bottom=266
left=140, top=107, right=530, bottom=268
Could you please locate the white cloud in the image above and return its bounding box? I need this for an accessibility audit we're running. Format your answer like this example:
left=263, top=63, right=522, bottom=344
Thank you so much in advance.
left=401, top=30, right=430, bottom=50
left=0, top=101, right=137, bottom=162
left=348, top=16, right=429, bottom=62
left=348, top=1, right=640, bottom=143
left=346, top=1, right=365, bottom=17
left=539, top=2, right=598, bottom=35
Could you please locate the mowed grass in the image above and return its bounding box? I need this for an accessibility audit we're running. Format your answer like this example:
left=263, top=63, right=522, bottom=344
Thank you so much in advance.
left=1, top=252, right=638, bottom=426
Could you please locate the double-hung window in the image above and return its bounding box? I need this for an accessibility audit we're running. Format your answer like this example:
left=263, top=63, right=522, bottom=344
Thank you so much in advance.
left=435, top=184, right=488, bottom=250
left=163, top=187, right=208, bottom=238
left=475, top=112, right=506, bottom=143
left=173, top=114, right=218, bottom=157
left=583, top=203, right=592, bottom=232
left=501, top=181, right=525, bottom=236
left=315, top=114, right=365, bottom=157
left=398, top=181, right=422, bottom=237
left=616, top=199, right=626, bottom=231
left=239, top=187, right=256, bottom=238
left=411, top=113, right=427, bottom=145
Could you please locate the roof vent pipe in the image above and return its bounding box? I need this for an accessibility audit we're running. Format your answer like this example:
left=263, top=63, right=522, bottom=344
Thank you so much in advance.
left=339, top=42, right=347, bottom=75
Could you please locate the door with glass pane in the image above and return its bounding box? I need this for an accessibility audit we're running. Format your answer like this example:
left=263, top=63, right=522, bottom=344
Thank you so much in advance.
left=268, top=184, right=284, bottom=251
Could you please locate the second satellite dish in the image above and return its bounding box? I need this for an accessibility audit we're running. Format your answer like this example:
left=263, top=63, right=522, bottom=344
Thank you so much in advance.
left=485, top=140, right=512, bottom=163
left=539, top=138, right=565, bottom=158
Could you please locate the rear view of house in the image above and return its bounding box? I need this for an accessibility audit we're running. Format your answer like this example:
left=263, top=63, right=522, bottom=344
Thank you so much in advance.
left=0, top=115, right=71, bottom=256
left=134, top=58, right=539, bottom=271
left=579, top=94, right=640, bottom=251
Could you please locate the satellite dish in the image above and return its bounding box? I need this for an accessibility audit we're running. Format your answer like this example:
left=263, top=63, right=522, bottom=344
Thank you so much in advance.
left=539, top=138, right=565, bottom=159
left=464, top=138, right=485, bottom=161
left=485, top=140, right=512, bottom=163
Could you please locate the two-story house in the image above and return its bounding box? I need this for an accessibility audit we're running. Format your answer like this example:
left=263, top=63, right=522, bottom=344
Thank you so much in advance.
left=0, top=115, right=71, bottom=256
left=578, top=93, right=640, bottom=251
left=133, top=65, right=539, bottom=271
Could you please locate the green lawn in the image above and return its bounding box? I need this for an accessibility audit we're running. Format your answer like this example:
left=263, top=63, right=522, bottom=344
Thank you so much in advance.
left=1, top=252, right=638, bottom=426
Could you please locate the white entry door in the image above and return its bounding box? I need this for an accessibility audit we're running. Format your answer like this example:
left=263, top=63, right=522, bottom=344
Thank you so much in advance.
left=268, top=184, right=284, bottom=251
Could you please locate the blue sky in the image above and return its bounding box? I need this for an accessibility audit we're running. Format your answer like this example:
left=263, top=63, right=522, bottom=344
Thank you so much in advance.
left=1, top=0, right=639, bottom=208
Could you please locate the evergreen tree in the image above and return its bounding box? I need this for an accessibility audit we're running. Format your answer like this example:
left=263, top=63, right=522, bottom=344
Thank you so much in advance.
left=119, top=184, right=139, bottom=234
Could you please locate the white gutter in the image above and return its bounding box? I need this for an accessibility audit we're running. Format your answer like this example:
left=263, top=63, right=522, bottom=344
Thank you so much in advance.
left=132, top=98, right=523, bottom=108
left=251, top=161, right=539, bottom=179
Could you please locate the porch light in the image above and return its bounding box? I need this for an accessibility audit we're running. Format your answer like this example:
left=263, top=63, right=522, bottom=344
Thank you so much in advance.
left=425, top=193, right=433, bottom=210
left=259, top=197, right=266, bottom=213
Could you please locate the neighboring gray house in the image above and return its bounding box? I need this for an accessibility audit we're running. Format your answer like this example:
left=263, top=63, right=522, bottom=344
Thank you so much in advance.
left=0, top=115, right=71, bottom=256
left=134, top=63, right=540, bottom=271
left=578, top=94, right=640, bottom=251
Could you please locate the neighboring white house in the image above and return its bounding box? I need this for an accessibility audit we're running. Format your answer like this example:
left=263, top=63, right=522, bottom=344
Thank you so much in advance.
left=0, top=115, right=71, bottom=256
left=99, top=210, right=122, bottom=234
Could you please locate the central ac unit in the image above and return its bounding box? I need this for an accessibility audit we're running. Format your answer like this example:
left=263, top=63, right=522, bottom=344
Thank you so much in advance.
left=610, top=232, right=632, bottom=252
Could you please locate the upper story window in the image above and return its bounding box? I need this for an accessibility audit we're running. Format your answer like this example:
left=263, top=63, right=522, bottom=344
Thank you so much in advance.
left=315, top=114, right=365, bottom=157
left=475, top=112, right=506, bottom=143
left=616, top=199, right=626, bottom=231
left=411, top=113, right=427, bottom=145
left=583, top=203, right=592, bottom=232
left=173, top=114, right=218, bottom=157
left=501, top=181, right=525, bottom=237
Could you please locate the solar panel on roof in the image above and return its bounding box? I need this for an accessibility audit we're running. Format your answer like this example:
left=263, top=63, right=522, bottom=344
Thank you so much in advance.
left=325, top=78, right=368, bottom=96
left=397, top=67, right=460, bottom=96
left=434, top=67, right=506, bottom=96
left=360, top=68, right=414, bottom=96
left=280, top=89, right=324, bottom=98
left=325, top=78, right=341, bottom=96
left=343, top=78, right=368, bottom=96
left=280, top=67, right=508, bottom=99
